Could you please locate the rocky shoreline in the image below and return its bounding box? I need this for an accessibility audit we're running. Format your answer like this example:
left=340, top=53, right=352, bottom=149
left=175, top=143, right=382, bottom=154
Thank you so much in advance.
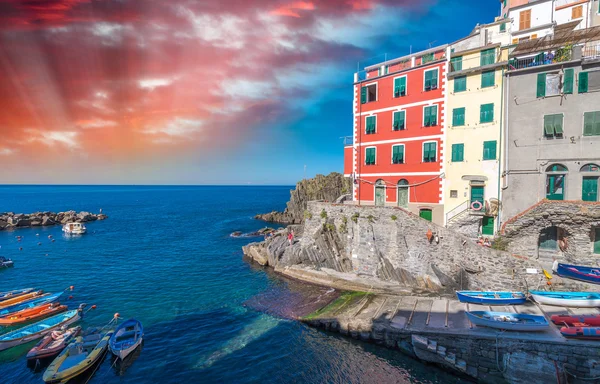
left=0, top=211, right=107, bottom=231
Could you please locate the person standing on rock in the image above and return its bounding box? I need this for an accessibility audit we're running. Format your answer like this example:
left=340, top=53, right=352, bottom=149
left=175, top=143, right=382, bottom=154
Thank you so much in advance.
left=288, top=230, right=294, bottom=246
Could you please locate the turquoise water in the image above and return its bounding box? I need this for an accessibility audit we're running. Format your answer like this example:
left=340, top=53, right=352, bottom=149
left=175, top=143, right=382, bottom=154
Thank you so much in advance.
left=0, top=186, right=465, bottom=383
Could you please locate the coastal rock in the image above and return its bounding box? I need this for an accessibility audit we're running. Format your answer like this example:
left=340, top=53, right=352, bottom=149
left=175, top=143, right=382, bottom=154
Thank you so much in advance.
left=255, top=172, right=352, bottom=224
left=0, top=220, right=7, bottom=229
left=15, top=219, right=32, bottom=227
left=0, top=211, right=108, bottom=231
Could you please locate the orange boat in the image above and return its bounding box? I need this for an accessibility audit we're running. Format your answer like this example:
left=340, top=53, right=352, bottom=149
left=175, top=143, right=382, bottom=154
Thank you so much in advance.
left=0, top=303, right=67, bottom=326
left=0, top=291, right=44, bottom=310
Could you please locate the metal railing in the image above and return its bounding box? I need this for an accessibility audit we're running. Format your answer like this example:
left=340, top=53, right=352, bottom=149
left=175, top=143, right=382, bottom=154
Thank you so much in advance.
left=449, top=50, right=500, bottom=73
left=445, top=200, right=469, bottom=225
left=508, top=50, right=572, bottom=70
left=583, top=42, right=600, bottom=60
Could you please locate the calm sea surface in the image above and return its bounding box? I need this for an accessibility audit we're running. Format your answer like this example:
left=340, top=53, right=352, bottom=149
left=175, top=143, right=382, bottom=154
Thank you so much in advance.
left=0, top=186, right=465, bottom=384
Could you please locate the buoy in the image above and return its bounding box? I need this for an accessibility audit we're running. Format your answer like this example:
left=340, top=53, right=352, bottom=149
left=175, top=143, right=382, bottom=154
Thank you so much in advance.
left=68, top=295, right=73, bottom=300
left=91, top=305, right=97, bottom=309
left=114, top=312, right=120, bottom=319
left=547, top=281, right=552, bottom=286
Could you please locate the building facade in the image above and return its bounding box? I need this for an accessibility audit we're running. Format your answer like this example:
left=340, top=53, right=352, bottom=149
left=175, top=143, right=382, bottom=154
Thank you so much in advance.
left=344, top=46, right=448, bottom=225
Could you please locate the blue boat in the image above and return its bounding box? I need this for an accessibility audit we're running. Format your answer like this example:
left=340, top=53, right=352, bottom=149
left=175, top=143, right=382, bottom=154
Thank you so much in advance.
left=456, top=291, right=527, bottom=305
left=0, top=292, right=63, bottom=317
left=109, top=319, right=144, bottom=360
left=466, top=311, right=549, bottom=331
left=0, top=288, right=35, bottom=302
left=555, top=263, right=600, bottom=285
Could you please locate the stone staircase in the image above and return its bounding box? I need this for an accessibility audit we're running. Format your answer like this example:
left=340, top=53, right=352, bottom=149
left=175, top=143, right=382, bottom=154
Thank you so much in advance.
left=446, top=208, right=481, bottom=240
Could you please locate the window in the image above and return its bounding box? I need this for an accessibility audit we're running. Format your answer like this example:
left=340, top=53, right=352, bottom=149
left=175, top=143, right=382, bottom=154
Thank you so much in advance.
left=572, top=5, right=583, bottom=19
left=451, top=143, right=464, bottom=162
left=392, top=145, right=405, bottom=164
left=422, top=53, right=434, bottom=64
left=365, top=147, right=376, bottom=165
left=423, top=105, right=438, bottom=127
left=584, top=111, right=600, bottom=136
left=581, top=164, right=599, bottom=202
left=539, top=227, right=558, bottom=250
left=366, top=116, right=376, bottom=134
left=581, top=164, right=600, bottom=172
left=564, top=69, right=574, bottom=94
left=423, top=142, right=437, bottom=163
left=481, top=70, right=495, bottom=88
left=531, top=34, right=538, bottom=39
left=450, top=57, right=462, bottom=72
left=519, top=9, right=531, bottom=30
left=394, top=76, right=407, bottom=97
left=579, top=70, right=600, bottom=93
left=397, top=179, right=409, bottom=208
left=483, top=140, right=497, bottom=160
left=482, top=216, right=494, bottom=236
left=360, top=84, right=377, bottom=104
left=546, top=164, right=567, bottom=200
left=499, top=22, right=506, bottom=33
left=579, top=72, right=588, bottom=93
left=536, top=73, right=561, bottom=98
left=450, top=190, right=458, bottom=198
left=393, top=111, right=406, bottom=131
left=452, top=108, right=465, bottom=127
left=512, top=38, right=519, bottom=44
left=480, top=49, right=495, bottom=66
left=424, top=69, right=438, bottom=91
left=454, top=76, right=467, bottom=93
left=543, top=114, right=564, bottom=138
left=480, top=103, right=494, bottom=123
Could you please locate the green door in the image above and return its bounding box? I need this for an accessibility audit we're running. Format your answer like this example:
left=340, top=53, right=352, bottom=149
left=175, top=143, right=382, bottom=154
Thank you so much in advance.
left=595, top=228, right=600, bottom=254
left=546, top=175, right=564, bottom=200
left=582, top=177, right=599, bottom=202
left=470, top=186, right=484, bottom=206
left=419, top=209, right=432, bottom=222
left=375, top=185, right=385, bottom=206
left=397, top=187, right=408, bottom=208
left=482, top=216, right=494, bottom=236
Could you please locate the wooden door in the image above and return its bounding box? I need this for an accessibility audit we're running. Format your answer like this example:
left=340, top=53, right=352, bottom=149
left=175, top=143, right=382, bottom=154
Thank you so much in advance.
left=582, top=177, right=598, bottom=202
left=375, top=185, right=385, bottom=206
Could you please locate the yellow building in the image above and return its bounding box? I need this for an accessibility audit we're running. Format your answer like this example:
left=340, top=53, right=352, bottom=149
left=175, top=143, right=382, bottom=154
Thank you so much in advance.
left=443, top=20, right=510, bottom=236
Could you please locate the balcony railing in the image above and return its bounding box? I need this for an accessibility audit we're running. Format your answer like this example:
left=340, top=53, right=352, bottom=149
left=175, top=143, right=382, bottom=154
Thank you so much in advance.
left=583, top=42, right=600, bottom=60
left=508, top=49, right=572, bottom=71
left=449, top=49, right=500, bottom=73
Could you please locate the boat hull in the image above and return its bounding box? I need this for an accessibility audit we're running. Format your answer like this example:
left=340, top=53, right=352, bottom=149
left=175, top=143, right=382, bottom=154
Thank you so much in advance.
left=110, top=338, right=142, bottom=360
left=0, top=291, right=44, bottom=310
left=0, top=303, right=67, bottom=326
left=552, top=314, right=600, bottom=326
left=0, top=292, right=63, bottom=317
left=560, top=326, right=600, bottom=340
left=530, top=291, right=600, bottom=308
left=27, top=326, right=81, bottom=361
left=466, top=311, right=549, bottom=331
left=456, top=291, right=527, bottom=305
left=0, top=288, right=35, bottom=302
left=555, top=263, right=600, bottom=285
left=109, top=319, right=144, bottom=360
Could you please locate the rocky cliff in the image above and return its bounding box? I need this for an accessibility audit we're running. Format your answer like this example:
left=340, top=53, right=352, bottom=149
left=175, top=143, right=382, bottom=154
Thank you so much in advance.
left=0, top=211, right=107, bottom=230
left=255, top=172, right=352, bottom=224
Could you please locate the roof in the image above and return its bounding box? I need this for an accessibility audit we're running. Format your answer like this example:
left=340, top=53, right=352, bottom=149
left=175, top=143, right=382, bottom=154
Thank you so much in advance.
left=511, top=23, right=600, bottom=56
left=364, top=44, right=448, bottom=71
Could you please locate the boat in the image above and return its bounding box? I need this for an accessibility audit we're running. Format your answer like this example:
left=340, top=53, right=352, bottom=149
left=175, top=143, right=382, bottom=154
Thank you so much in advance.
left=0, top=292, right=63, bottom=316
left=62, top=222, right=86, bottom=235
left=27, top=326, right=82, bottom=361
left=554, top=262, right=600, bottom=285
left=529, top=290, right=600, bottom=308
left=466, top=311, right=549, bottom=331
left=0, top=307, right=84, bottom=352
left=560, top=326, right=600, bottom=340
left=0, top=290, right=44, bottom=310
left=0, top=288, right=35, bottom=302
left=0, top=256, right=14, bottom=268
left=109, top=319, right=143, bottom=360
left=456, top=291, right=527, bottom=305
left=0, top=303, right=67, bottom=327
left=552, top=314, right=600, bottom=326
left=43, top=330, right=113, bottom=384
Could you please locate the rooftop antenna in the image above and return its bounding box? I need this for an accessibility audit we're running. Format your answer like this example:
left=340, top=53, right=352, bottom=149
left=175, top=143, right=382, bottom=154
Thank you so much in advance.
left=410, top=45, right=412, bottom=54
left=429, top=40, right=437, bottom=48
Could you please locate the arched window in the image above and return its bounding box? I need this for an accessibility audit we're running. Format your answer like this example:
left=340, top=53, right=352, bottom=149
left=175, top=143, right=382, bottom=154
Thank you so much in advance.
left=546, top=164, right=567, bottom=200
left=375, top=179, right=385, bottom=207
left=581, top=164, right=599, bottom=202
left=397, top=179, right=409, bottom=208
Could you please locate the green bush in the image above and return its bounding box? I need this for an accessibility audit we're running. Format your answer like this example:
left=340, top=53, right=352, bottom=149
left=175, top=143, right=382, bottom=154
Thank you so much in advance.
left=304, top=210, right=313, bottom=220
left=351, top=212, right=360, bottom=223
left=491, top=237, right=510, bottom=251
left=320, top=209, right=328, bottom=219
left=367, top=215, right=375, bottom=223
left=391, top=215, right=397, bottom=221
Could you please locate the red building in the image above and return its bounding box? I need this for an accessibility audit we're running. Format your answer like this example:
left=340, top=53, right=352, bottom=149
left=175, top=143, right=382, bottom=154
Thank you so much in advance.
left=344, top=45, right=449, bottom=224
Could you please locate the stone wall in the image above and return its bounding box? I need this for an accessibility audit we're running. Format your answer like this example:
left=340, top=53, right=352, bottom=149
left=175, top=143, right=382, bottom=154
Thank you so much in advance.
left=0, top=211, right=107, bottom=230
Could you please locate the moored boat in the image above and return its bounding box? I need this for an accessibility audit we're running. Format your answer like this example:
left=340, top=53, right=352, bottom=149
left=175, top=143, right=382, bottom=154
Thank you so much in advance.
left=560, top=326, right=600, bottom=340
left=27, top=326, right=82, bottom=361
left=0, top=290, right=44, bottom=310
left=0, top=303, right=67, bottom=327
left=0, top=288, right=35, bottom=302
left=456, top=291, right=527, bottom=305
left=0, top=307, right=84, bottom=352
left=0, top=256, right=14, bottom=268
left=552, top=314, right=600, bottom=326
left=0, top=292, right=63, bottom=316
left=109, top=319, right=143, bottom=360
left=554, top=263, right=600, bottom=285
left=43, top=330, right=112, bottom=384
left=62, top=222, right=86, bottom=235
left=530, top=290, right=600, bottom=308
left=466, top=311, right=549, bottom=331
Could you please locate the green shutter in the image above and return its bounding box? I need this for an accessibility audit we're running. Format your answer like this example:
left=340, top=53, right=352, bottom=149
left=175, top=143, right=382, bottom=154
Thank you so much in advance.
left=543, top=115, right=554, bottom=136
left=454, top=76, right=467, bottom=92
left=425, top=70, right=432, bottom=89
left=481, top=70, right=495, bottom=88
left=394, top=77, right=407, bottom=97
left=579, top=72, right=589, bottom=93
left=366, top=148, right=375, bottom=165
left=453, top=108, right=465, bottom=126
left=480, top=103, right=494, bottom=123
left=563, top=69, right=574, bottom=94
left=451, top=57, right=462, bottom=72
left=554, top=114, right=564, bottom=134
left=451, top=143, right=464, bottom=162
left=537, top=73, right=546, bottom=98
left=483, top=141, right=497, bottom=160
left=582, top=177, right=598, bottom=202
left=393, top=145, right=404, bottom=164
left=481, top=49, right=495, bottom=66
left=583, top=112, right=600, bottom=136
left=366, top=116, right=376, bottom=134
left=499, top=22, right=506, bottom=32
left=431, top=70, right=438, bottom=89
left=424, top=142, right=436, bottom=162
left=361, top=87, right=367, bottom=104
left=470, top=186, right=484, bottom=205
left=393, top=111, right=405, bottom=130
left=424, top=106, right=437, bottom=126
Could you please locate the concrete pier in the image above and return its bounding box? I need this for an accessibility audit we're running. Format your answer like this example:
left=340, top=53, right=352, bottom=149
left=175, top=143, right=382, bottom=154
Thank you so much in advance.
left=303, top=293, right=600, bottom=383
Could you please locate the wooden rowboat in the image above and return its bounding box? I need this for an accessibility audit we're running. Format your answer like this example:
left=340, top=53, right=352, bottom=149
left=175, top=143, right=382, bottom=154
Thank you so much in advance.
left=560, top=326, right=600, bottom=340
left=552, top=314, right=600, bottom=327
left=109, top=319, right=143, bottom=360
left=27, top=326, right=82, bottom=361
left=456, top=291, right=527, bottom=305
left=0, top=292, right=63, bottom=317
left=0, top=290, right=44, bottom=310
left=530, top=290, right=600, bottom=308
left=0, top=288, right=35, bottom=303
left=555, top=263, right=600, bottom=285
left=0, top=303, right=67, bottom=327
left=466, top=311, right=549, bottom=331
left=43, top=330, right=112, bottom=384
left=0, top=307, right=83, bottom=352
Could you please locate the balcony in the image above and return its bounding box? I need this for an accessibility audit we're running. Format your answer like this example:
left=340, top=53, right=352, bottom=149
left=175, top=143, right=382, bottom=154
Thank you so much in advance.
left=449, top=48, right=501, bottom=74
left=508, top=48, right=572, bottom=71
left=583, top=42, right=600, bottom=60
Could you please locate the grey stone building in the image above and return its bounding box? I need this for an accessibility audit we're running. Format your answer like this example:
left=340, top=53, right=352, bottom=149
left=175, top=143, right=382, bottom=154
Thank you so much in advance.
left=502, top=25, right=600, bottom=259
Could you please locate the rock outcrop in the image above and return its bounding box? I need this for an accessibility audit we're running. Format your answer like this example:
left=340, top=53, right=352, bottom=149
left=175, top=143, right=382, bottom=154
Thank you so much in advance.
left=0, top=211, right=107, bottom=231
left=255, top=172, right=352, bottom=224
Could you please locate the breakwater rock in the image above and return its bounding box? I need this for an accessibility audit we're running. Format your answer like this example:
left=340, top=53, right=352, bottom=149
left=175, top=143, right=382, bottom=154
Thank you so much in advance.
left=255, top=172, right=352, bottom=224
left=0, top=211, right=107, bottom=230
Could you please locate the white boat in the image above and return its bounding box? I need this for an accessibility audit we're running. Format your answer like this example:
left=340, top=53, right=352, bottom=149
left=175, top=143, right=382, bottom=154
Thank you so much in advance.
left=62, top=222, right=86, bottom=235
left=529, top=290, right=600, bottom=308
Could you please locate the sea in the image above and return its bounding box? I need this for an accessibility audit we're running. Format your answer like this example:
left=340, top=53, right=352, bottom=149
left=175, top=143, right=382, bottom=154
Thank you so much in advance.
left=0, top=185, right=466, bottom=384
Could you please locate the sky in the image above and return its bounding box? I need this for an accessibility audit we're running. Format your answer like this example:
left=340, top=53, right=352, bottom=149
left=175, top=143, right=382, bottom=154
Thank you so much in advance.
left=0, top=0, right=500, bottom=185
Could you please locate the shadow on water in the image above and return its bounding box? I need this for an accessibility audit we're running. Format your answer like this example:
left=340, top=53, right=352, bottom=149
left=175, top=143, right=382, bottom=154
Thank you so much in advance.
left=111, top=342, right=143, bottom=376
